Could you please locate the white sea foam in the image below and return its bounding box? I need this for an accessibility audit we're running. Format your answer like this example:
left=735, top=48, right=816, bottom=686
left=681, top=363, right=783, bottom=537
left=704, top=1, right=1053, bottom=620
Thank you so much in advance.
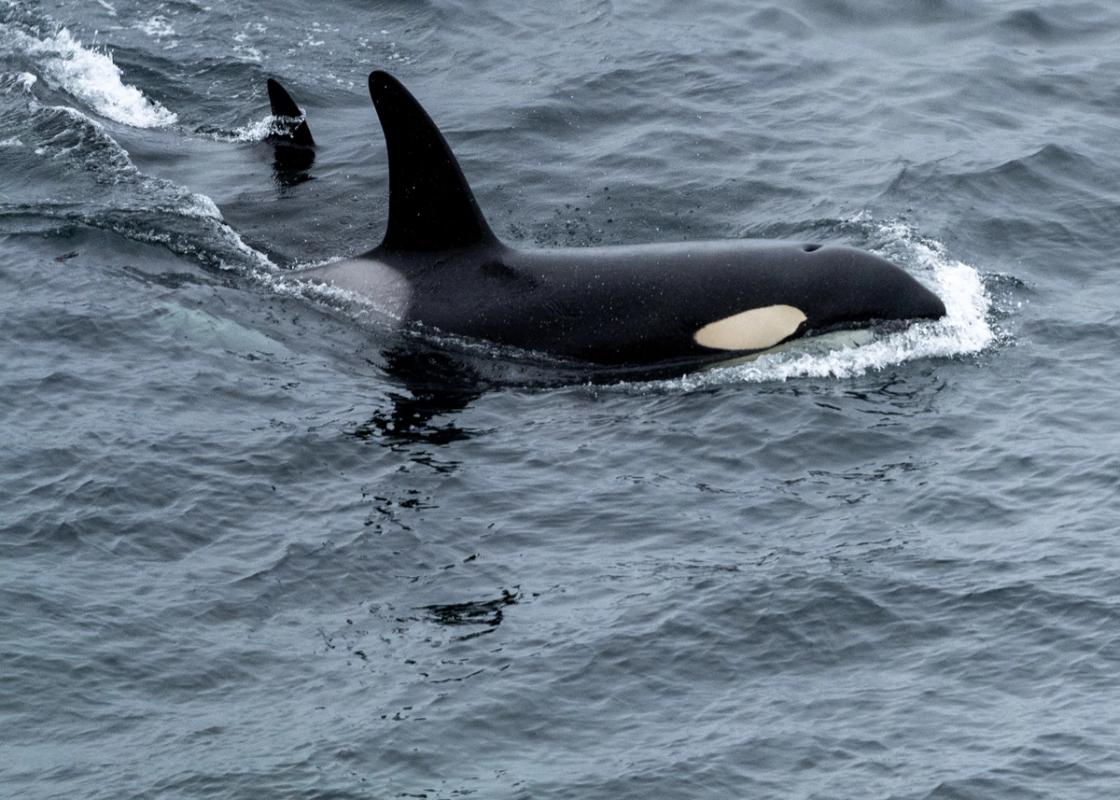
left=180, top=193, right=222, bottom=220
left=226, top=21, right=266, bottom=62
left=112, top=200, right=277, bottom=275
left=233, top=43, right=262, bottom=62
left=215, top=107, right=312, bottom=142
left=266, top=273, right=384, bottom=311
left=21, top=27, right=177, bottom=128
left=635, top=220, right=994, bottom=390
left=224, top=116, right=283, bottom=142
left=135, top=16, right=175, bottom=39
left=0, top=71, right=37, bottom=94
left=197, top=206, right=277, bottom=273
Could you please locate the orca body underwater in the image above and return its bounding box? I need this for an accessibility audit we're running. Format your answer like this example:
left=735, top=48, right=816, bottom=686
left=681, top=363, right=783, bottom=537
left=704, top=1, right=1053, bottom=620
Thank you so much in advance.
left=297, top=70, right=946, bottom=376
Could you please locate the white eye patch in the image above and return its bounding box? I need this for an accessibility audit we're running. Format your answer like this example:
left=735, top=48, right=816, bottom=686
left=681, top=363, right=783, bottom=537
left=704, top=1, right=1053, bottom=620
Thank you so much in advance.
left=693, top=304, right=807, bottom=351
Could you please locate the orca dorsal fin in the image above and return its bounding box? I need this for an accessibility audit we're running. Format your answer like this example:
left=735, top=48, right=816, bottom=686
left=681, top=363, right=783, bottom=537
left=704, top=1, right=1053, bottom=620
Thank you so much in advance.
left=368, top=70, right=497, bottom=253
left=266, top=78, right=314, bottom=147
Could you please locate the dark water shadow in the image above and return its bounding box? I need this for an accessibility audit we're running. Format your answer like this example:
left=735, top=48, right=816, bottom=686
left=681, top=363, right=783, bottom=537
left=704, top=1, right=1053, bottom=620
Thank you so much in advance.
left=345, top=345, right=485, bottom=466
left=420, top=589, right=520, bottom=641
left=350, top=335, right=724, bottom=450
left=343, top=328, right=653, bottom=447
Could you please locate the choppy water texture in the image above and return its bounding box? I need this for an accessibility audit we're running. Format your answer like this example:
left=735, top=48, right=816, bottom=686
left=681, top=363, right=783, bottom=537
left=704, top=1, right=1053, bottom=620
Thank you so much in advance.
left=3, top=1, right=1120, bottom=798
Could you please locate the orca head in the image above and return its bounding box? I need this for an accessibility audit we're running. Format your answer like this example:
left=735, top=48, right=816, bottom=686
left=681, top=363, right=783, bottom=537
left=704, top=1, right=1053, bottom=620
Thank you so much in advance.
left=795, top=243, right=947, bottom=334
left=696, top=244, right=946, bottom=353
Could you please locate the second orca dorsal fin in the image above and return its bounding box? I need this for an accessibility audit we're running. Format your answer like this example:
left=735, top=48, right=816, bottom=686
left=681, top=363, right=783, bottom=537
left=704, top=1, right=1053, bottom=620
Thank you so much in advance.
left=368, top=70, right=497, bottom=253
left=266, top=78, right=314, bottom=147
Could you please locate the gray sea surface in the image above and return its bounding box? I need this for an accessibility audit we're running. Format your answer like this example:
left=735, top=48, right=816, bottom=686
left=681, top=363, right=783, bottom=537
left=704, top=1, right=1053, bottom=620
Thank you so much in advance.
left=3, top=1, right=1120, bottom=798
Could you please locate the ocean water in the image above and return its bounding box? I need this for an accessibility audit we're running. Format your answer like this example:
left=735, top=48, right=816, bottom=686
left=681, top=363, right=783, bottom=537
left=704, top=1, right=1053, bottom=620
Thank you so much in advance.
left=3, top=1, right=1120, bottom=797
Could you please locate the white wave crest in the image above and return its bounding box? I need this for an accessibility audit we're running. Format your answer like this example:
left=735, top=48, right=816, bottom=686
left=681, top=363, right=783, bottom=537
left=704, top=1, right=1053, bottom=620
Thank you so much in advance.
left=228, top=116, right=282, bottom=142
left=203, top=115, right=303, bottom=143
left=135, top=16, right=175, bottom=40
left=0, top=71, right=37, bottom=94
left=21, top=27, right=177, bottom=128
left=179, top=193, right=222, bottom=220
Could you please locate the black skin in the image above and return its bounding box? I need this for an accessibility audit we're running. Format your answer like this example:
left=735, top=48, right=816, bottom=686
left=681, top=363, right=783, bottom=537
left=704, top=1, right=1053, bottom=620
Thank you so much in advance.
left=302, top=70, right=947, bottom=377
left=265, top=78, right=314, bottom=184
left=380, top=239, right=946, bottom=370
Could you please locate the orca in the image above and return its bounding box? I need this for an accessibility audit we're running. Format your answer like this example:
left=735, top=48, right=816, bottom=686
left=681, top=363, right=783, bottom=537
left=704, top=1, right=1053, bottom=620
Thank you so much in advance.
left=300, top=70, right=947, bottom=377
left=266, top=78, right=314, bottom=147
left=265, top=78, right=314, bottom=182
